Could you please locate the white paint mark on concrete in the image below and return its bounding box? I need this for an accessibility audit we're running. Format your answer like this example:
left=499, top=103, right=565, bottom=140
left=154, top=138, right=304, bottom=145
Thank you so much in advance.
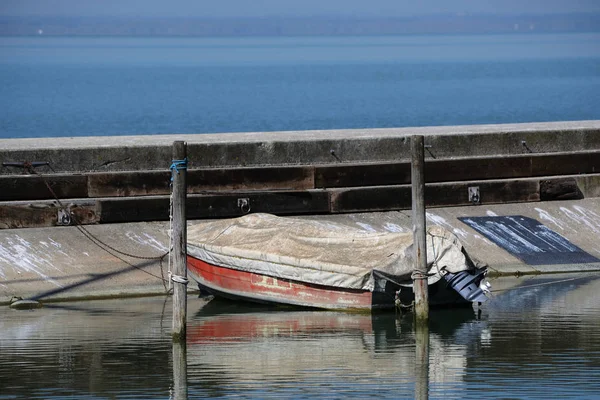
left=125, top=232, right=169, bottom=253
left=535, top=207, right=567, bottom=231
left=560, top=206, right=600, bottom=234
left=573, top=205, right=600, bottom=230
left=383, top=222, right=404, bottom=233
left=142, top=233, right=169, bottom=252
left=426, top=212, right=447, bottom=226
left=452, top=228, right=468, bottom=239
left=0, top=235, right=63, bottom=286
left=426, top=212, right=468, bottom=238
left=48, top=238, right=61, bottom=249
left=486, top=211, right=498, bottom=217
left=48, top=238, right=72, bottom=258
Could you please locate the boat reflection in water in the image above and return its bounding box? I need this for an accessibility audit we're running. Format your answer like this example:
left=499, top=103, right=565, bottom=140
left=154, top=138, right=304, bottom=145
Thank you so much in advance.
left=186, top=299, right=482, bottom=397
left=185, top=273, right=600, bottom=398
left=2, top=274, right=600, bottom=399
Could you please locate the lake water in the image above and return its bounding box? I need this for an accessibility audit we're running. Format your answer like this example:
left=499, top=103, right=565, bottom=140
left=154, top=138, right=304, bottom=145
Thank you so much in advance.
left=1, top=34, right=599, bottom=138
left=2, top=273, right=600, bottom=399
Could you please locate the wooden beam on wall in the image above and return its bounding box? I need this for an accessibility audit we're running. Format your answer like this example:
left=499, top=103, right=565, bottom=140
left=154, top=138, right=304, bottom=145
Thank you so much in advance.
left=0, top=175, right=88, bottom=201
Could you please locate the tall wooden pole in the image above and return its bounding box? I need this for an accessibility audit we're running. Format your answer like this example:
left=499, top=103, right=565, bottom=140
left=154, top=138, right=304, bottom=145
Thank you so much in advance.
left=411, top=135, right=429, bottom=322
left=172, top=141, right=188, bottom=341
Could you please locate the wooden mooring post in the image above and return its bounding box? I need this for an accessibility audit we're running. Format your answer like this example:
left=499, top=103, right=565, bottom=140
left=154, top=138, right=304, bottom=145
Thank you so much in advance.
left=411, top=135, right=429, bottom=322
left=171, top=141, right=188, bottom=341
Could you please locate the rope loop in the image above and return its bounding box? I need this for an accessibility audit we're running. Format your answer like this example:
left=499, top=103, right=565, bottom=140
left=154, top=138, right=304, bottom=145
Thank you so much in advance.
left=169, top=158, right=188, bottom=181
left=411, top=270, right=429, bottom=280
left=171, top=274, right=189, bottom=285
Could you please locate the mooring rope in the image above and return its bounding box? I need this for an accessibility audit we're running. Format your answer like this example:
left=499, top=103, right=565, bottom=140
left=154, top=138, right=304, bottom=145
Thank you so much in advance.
left=169, top=158, right=188, bottom=179
left=25, top=162, right=172, bottom=291
left=170, top=274, right=189, bottom=285
left=168, top=180, right=174, bottom=292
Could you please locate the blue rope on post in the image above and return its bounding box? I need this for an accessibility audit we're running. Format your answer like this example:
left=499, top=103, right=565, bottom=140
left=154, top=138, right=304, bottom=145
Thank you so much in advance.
left=170, top=158, right=188, bottom=182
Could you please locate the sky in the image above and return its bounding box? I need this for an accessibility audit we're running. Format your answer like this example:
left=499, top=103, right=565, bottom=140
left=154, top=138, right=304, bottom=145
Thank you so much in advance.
left=2, top=0, right=600, bottom=18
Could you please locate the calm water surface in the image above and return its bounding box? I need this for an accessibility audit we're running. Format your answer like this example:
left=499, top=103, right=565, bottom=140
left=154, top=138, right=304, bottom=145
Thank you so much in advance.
left=1, top=34, right=599, bottom=138
left=1, top=273, right=600, bottom=399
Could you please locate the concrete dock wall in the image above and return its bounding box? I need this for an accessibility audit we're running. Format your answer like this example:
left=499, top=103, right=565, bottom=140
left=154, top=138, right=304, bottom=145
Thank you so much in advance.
left=1, top=121, right=599, bottom=229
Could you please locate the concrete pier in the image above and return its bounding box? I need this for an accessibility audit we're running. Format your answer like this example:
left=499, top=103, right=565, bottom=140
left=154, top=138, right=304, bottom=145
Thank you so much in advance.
left=1, top=120, right=599, bottom=304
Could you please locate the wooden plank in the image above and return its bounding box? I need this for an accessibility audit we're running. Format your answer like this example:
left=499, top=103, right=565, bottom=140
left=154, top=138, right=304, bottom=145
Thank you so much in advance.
left=3, top=151, right=598, bottom=202
left=425, top=180, right=540, bottom=207
left=330, top=179, right=541, bottom=213
left=97, top=190, right=330, bottom=223
left=1, top=175, right=591, bottom=228
left=188, top=166, right=314, bottom=192
left=425, top=157, right=532, bottom=183
left=0, top=175, right=88, bottom=201
left=317, top=151, right=600, bottom=188
left=88, top=166, right=314, bottom=197
left=330, top=186, right=412, bottom=213
left=88, top=171, right=170, bottom=197
left=532, top=152, right=600, bottom=176
left=97, top=197, right=170, bottom=223
left=0, top=202, right=97, bottom=229
left=187, top=191, right=330, bottom=219
left=316, top=163, right=410, bottom=188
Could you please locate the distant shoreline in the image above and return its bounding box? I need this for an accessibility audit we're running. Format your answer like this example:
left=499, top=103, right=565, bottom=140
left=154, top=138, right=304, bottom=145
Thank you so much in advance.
left=1, top=13, right=599, bottom=37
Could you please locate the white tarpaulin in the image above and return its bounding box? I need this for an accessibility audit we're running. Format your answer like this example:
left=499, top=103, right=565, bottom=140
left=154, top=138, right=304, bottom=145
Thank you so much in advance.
left=187, top=213, right=477, bottom=292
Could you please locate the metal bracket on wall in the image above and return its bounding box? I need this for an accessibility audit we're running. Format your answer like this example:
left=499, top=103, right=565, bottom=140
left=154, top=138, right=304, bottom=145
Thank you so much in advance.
left=468, top=186, right=480, bottom=205
left=57, top=208, right=72, bottom=226
left=237, top=198, right=251, bottom=214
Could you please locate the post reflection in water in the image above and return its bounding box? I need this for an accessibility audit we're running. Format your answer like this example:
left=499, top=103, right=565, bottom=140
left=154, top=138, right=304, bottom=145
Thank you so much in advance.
left=414, top=322, right=430, bottom=400
left=171, top=342, right=188, bottom=400
left=1, top=274, right=600, bottom=398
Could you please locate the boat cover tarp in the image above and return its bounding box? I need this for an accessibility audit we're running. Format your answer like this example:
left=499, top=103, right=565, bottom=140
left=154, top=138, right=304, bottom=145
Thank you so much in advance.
left=187, top=213, right=478, bottom=292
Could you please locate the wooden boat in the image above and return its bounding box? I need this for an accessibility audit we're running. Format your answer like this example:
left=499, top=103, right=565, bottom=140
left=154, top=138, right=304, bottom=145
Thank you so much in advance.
left=187, top=214, right=489, bottom=311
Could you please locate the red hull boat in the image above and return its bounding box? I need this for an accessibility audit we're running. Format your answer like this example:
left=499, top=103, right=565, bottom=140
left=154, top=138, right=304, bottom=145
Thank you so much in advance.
left=187, top=255, right=482, bottom=311
left=188, top=255, right=390, bottom=310
left=186, top=214, right=489, bottom=311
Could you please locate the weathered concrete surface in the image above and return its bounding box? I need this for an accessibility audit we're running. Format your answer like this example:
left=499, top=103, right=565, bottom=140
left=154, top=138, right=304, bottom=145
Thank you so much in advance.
left=1, top=120, right=599, bottom=173
left=0, top=222, right=174, bottom=305
left=2, top=198, right=600, bottom=305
